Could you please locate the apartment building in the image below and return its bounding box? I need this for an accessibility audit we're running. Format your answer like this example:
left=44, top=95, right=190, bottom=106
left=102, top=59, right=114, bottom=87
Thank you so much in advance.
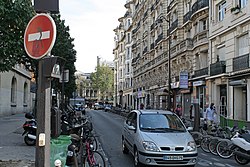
left=114, top=0, right=250, bottom=122
left=113, top=3, right=134, bottom=109
left=209, top=0, right=250, bottom=121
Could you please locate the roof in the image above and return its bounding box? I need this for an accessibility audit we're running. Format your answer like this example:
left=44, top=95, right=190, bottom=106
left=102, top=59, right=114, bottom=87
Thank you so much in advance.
left=134, top=109, right=173, bottom=115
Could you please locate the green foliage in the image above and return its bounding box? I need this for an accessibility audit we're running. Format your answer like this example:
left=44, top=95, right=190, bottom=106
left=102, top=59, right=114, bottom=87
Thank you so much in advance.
left=0, top=0, right=36, bottom=72
left=91, top=65, right=114, bottom=97
left=51, top=14, right=77, bottom=99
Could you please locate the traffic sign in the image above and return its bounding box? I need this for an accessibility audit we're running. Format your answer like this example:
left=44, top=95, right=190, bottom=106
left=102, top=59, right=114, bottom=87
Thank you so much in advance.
left=24, top=14, right=56, bottom=59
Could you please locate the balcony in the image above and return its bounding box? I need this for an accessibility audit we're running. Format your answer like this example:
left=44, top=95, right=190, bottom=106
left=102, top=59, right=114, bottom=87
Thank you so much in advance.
left=193, top=67, right=208, bottom=78
left=233, top=54, right=249, bottom=71
left=192, top=0, right=209, bottom=15
left=193, top=30, right=208, bottom=46
left=170, top=38, right=193, bottom=57
left=183, top=11, right=192, bottom=23
left=210, top=61, right=226, bottom=76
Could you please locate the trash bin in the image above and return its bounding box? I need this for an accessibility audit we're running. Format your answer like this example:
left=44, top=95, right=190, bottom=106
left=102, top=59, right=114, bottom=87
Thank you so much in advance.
left=50, top=135, right=71, bottom=167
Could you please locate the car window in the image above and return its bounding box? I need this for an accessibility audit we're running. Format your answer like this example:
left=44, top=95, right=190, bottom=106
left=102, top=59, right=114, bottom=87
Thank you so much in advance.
left=139, top=114, right=186, bottom=132
left=126, top=112, right=137, bottom=127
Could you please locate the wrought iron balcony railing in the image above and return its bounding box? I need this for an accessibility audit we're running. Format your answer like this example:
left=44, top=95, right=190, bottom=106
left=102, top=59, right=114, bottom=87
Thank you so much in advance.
left=193, top=67, right=208, bottom=77
left=192, top=0, right=209, bottom=15
left=210, top=61, right=226, bottom=76
left=233, top=54, right=249, bottom=71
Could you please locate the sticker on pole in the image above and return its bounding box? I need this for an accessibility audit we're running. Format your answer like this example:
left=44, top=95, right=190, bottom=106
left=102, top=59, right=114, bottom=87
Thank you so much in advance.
left=24, top=14, right=56, bottom=59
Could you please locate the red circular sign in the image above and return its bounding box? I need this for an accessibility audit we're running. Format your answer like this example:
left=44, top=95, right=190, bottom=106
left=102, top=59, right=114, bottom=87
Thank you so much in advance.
left=24, top=14, right=56, bottom=59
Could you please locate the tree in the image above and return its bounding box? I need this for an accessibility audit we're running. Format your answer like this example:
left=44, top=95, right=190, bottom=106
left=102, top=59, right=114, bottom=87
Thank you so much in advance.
left=91, top=65, right=114, bottom=101
left=0, top=0, right=36, bottom=72
left=51, top=14, right=76, bottom=101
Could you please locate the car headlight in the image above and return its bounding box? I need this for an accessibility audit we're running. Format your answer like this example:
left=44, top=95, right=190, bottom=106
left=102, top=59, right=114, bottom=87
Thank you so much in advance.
left=186, top=141, right=196, bottom=152
left=142, top=141, right=160, bottom=152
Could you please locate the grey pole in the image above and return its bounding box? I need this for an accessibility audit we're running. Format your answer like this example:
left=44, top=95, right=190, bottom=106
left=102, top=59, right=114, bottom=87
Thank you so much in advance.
left=35, top=58, right=51, bottom=167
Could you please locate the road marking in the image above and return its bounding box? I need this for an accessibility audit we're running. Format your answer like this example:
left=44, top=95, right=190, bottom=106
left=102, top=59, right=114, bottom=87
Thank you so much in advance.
left=28, top=31, right=50, bottom=41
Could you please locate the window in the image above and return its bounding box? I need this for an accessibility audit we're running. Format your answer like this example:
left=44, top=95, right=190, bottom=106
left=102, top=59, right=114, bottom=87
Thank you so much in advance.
left=127, top=33, right=131, bottom=43
left=218, top=1, right=226, bottom=21
left=217, top=45, right=226, bottom=61
left=200, top=19, right=207, bottom=31
left=23, top=82, right=28, bottom=104
left=11, top=77, right=17, bottom=104
left=237, top=34, right=249, bottom=57
left=239, top=0, right=248, bottom=8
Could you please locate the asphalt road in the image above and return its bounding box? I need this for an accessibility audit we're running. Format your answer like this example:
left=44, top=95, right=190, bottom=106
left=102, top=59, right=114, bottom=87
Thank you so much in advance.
left=88, top=109, right=242, bottom=167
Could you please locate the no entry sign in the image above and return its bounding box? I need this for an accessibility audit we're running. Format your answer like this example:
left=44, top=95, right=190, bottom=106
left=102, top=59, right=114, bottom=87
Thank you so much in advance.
left=24, top=14, right=56, bottom=59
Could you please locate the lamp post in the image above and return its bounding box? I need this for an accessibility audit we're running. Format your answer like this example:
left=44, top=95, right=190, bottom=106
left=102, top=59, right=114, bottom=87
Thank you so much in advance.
left=156, top=15, right=171, bottom=111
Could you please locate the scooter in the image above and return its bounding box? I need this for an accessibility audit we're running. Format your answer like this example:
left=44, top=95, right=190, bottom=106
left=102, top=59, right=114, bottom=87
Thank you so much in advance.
left=22, top=112, right=37, bottom=146
left=231, top=129, right=250, bottom=165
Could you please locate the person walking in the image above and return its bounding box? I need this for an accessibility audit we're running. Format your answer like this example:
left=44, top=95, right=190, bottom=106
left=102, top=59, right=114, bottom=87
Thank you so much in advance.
left=175, top=104, right=182, bottom=118
left=205, top=103, right=217, bottom=133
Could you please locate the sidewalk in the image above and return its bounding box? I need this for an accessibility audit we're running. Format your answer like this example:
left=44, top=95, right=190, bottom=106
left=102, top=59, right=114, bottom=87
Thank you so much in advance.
left=0, top=113, right=35, bottom=167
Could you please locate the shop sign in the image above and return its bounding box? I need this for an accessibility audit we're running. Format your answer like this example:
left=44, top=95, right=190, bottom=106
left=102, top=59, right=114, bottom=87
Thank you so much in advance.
left=179, top=71, right=188, bottom=88
left=193, top=81, right=205, bottom=86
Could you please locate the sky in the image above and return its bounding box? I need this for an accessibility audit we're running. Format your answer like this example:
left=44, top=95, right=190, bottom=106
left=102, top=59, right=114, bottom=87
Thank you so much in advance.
left=59, top=0, right=126, bottom=73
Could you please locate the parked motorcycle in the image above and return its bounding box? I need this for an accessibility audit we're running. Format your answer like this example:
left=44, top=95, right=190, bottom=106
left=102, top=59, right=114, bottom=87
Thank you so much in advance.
left=232, top=129, right=250, bottom=165
left=22, top=112, right=37, bottom=146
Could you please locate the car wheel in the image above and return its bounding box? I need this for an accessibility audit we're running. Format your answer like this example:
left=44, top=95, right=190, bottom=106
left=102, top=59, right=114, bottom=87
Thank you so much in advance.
left=134, top=148, right=142, bottom=167
left=122, top=138, right=129, bottom=154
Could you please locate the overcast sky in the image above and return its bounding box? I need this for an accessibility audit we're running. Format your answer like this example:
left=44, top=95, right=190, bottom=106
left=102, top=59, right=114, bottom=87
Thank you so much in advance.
left=59, top=0, right=126, bottom=73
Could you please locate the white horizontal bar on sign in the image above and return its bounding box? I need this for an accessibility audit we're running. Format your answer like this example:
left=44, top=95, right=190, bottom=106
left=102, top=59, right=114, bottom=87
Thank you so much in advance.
left=28, top=31, right=50, bottom=42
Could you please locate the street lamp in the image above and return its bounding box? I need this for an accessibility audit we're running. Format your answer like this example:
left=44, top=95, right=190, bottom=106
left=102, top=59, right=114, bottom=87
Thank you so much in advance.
left=156, top=15, right=172, bottom=111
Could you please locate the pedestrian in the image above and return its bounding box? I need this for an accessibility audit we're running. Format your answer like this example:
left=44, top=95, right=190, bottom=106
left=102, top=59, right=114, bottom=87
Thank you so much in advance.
left=175, top=104, right=182, bottom=118
left=189, top=104, right=193, bottom=119
left=205, top=103, right=217, bottom=133
left=140, top=103, right=144, bottom=109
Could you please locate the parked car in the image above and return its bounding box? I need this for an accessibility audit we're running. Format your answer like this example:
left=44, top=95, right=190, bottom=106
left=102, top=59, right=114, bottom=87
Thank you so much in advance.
left=104, top=104, right=112, bottom=112
left=122, top=109, right=197, bottom=167
left=94, top=103, right=105, bottom=110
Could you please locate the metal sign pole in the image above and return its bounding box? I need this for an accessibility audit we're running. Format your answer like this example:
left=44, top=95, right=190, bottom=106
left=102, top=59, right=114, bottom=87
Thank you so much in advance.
left=35, top=58, right=51, bottom=167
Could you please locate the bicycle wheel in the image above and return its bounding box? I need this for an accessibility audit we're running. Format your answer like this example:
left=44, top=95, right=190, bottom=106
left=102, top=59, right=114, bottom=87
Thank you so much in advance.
left=200, top=136, right=211, bottom=153
left=208, top=137, right=220, bottom=155
left=191, top=132, right=202, bottom=148
left=216, top=139, right=234, bottom=159
left=84, top=151, right=106, bottom=167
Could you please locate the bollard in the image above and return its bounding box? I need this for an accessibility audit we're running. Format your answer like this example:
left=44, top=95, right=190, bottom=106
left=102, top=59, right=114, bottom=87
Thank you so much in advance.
left=54, top=159, right=62, bottom=167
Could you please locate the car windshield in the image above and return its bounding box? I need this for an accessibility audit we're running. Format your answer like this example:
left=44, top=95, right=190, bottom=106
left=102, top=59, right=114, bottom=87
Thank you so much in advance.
left=139, top=113, right=186, bottom=132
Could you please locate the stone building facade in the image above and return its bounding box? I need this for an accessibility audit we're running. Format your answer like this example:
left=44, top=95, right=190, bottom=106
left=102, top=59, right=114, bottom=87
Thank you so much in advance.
left=114, top=0, right=250, bottom=122
left=0, top=64, right=32, bottom=116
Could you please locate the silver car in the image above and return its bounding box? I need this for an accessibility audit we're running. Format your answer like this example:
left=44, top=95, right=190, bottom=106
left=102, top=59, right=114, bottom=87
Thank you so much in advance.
left=122, top=110, right=197, bottom=167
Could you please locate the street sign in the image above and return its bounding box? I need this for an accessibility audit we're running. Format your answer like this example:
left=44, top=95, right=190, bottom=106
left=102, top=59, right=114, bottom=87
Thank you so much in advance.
left=24, top=14, right=56, bottom=59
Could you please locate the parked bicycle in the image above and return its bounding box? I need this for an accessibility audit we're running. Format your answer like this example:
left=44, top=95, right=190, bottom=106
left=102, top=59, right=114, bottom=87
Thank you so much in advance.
left=216, top=128, right=248, bottom=159
left=208, top=126, right=237, bottom=155
left=66, top=123, right=105, bottom=167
